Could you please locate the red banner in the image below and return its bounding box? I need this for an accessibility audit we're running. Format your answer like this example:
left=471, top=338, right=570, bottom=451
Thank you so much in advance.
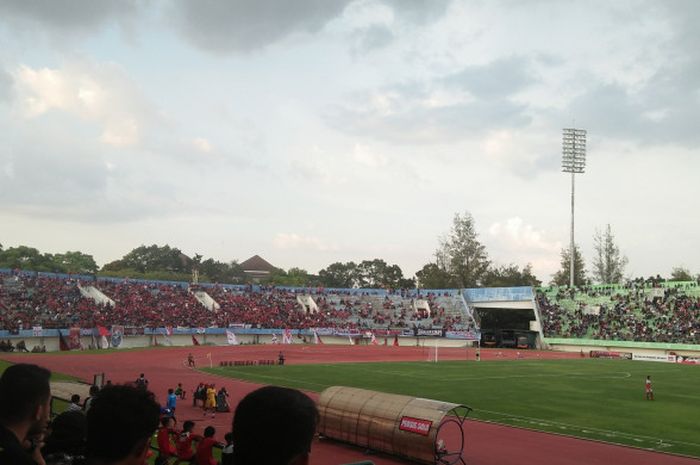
left=399, top=416, right=433, bottom=436
left=69, top=327, right=82, bottom=350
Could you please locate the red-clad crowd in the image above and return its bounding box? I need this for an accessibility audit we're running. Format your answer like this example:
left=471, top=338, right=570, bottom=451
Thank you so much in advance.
left=0, top=271, right=470, bottom=332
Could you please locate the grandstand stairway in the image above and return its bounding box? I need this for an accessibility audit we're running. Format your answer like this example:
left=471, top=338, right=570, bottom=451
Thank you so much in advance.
left=78, top=284, right=115, bottom=307
left=190, top=289, right=220, bottom=312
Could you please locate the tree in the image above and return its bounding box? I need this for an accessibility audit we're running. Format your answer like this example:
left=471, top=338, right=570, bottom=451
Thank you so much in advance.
left=415, top=263, right=454, bottom=289
left=551, top=245, right=587, bottom=286
left=0, top=246, right=56, bottom=272
left=198, top=258, right=245, bottom=284
left=102, top=244, right=191, bottom=274
left=591, top=224, right=628, bottom=284
left=267, top=267, right=313, bottom=286
left=318, top=262, right=358, bottom=288
left=53, top=251, right=98, bottom=274
left=670, top=267, right=693, bottom=281
left=482, top=263, right=541, bottom=287
left=436, top=212, right=490, bottom=288
left=356, top=259, right=408, bottom=288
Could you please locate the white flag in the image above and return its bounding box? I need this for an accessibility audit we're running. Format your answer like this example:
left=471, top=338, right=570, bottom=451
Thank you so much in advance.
left=226, top=329, right=239, bottom=345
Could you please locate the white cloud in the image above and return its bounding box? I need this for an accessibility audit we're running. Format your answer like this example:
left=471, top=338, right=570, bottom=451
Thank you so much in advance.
left=192, top=137, right=213, bottom=153
left=352, top=143, right=388, bottom=167
left=488, top=217, right=562, bottom=280
left=273, top=233, right=338, bottom=252
left=13, top=62, right=153, bottom=147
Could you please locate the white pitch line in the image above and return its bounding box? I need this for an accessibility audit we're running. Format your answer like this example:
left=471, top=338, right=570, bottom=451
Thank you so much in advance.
left=476, top=408, right=700, bottom=448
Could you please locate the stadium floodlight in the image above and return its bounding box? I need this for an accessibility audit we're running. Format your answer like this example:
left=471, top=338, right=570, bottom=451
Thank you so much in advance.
left=562, top=128, right=587, bottom=288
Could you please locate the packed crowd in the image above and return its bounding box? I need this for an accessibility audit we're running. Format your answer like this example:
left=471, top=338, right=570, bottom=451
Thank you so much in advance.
left=0, top=363, right=317, bottom=465
left=538, top=283, right=700, bottom=344
left=0, top=271, right=469, bottom=332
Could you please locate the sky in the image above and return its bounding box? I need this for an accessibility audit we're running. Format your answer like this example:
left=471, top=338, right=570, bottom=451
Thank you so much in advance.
left=0, top=0, right=698, bottom=282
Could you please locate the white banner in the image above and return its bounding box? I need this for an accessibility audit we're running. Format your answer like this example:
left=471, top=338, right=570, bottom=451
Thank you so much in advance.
left=226, top=329, right=239, bottom=345
left=632, top=353, right=675, bottom=363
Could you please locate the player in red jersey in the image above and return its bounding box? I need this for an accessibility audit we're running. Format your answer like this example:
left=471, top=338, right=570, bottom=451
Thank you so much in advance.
left=645, top=375, right=654, bottom=400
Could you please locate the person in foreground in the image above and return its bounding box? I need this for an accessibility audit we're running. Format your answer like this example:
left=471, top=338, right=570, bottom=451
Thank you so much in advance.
left=0, top=363, right=52, bottom=465
left=232, top=386, right=318, bottom=465
left=85, top=384, right=160, bottom=465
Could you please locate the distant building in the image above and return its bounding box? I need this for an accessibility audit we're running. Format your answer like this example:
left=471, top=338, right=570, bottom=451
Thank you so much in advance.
left=239, top=255, right=277, bottom=282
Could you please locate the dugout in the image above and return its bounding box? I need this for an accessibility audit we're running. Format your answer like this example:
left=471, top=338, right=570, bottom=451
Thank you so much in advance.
left=318, top=386, right=472, bottom=465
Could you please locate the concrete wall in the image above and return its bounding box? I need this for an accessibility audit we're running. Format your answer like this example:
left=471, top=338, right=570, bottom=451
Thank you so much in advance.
left=7, top=335, right=475, bottom=352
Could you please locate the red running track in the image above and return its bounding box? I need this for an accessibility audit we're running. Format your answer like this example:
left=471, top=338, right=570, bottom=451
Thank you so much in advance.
left=4, top=345, right=699, bottom=465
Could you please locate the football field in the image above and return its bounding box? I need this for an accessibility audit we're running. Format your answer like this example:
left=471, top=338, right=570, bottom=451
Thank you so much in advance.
left=206, top=358, right=700, bottom=457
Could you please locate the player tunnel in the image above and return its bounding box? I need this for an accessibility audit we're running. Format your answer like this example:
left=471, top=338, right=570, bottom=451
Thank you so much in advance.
left=317, top=386, right=472, bottom=465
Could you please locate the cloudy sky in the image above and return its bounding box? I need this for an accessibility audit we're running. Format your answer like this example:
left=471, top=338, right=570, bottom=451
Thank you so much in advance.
left=1, top=0, right=698, bottom=282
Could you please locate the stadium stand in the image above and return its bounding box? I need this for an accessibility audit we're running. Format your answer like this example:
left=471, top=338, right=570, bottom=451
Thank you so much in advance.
left=537, top=281, right=700, bottom=344
left=0, top=270, right=475, bottom=333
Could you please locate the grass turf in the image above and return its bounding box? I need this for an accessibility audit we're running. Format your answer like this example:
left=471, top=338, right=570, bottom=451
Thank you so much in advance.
left=204, top=358, right=700, bottom=457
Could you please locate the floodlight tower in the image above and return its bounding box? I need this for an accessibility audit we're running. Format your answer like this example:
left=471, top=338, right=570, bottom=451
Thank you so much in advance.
left=562, top=128, right=586, bottom=288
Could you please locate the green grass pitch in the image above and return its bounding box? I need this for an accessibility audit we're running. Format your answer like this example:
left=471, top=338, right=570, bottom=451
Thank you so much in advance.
left=205, top=359, right=700, bottom=457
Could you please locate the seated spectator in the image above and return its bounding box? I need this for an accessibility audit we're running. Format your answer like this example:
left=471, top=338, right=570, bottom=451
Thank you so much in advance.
left=85, top=384, right=160, bottom=465
left=0, top=363, right=52, bottom=465
left=232, top=386, right=318, bottom=465
left=67, top=395, right=82, bottom=412
left=156, top=416, right=177, bottom=464
left=195, top=426, right=220, bottom=465
left=83, top=386, right=100, bottom=413
left=176, top=420, right=202, bottom=463
left=221, top=432, right=234, bottom=465
left=42, top=410, right=87, bottom=465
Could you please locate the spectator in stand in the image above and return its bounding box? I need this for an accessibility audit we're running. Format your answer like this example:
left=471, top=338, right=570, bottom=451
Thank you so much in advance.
left=85, top=384, right=160, bottom=465
left=195, top=426, right=220, bottom=465
left=221, top=432, right=234, bottom=465
left=83, top=386, right=99, bottom=413
left=232, top=386, right=318, bottom=465
left=67, top=395, right=82, bottom=413
left=156, top=416, right=177, bottom=464
left=0, top=363, right=52, bottom=465
left=42, top=410, right=86, bottom=465
left=176, top=421, right=202, bottom=463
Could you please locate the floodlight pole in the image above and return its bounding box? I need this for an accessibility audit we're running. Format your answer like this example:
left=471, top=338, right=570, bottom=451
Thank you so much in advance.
left=570, top=170, right=575, bottom=289
left=562, top=128, right=587, bottom=289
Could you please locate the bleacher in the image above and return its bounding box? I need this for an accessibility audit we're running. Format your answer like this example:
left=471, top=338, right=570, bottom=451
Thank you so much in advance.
left=537, top=281, right=700, bottom=344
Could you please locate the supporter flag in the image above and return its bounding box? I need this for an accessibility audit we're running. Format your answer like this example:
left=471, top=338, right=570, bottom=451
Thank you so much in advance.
left=58, top=330, right=70, bottom=351
left=96, top=325, right=110, bottom=337
left=226, top=329, right=239, bottom=345
left=69, top=327, right=81, bottom=350
left=313, top=329, right=323, bottom=345
left=393, top=335, right=399, bottom=347
left=196, top=327, right=206, bottom=334
left=159, top=327, right=173, bottom=346
left=271, top=333, right=279, bottom=344
left=32, top=326, right=43, bottom=337
left=99, top=335, right=109, bottom=349
left=282, top=328, right=293, bottom=344
left=370, top=332, right=379, bottom=345
left=348, top=334, right=354, bottom=346
left=192, top=334, right=200, bottom=346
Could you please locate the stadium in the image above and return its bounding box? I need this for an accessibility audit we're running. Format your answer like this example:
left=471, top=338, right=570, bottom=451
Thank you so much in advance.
left=1, top=2, right=700, bottom=465
left=2, top=267, right=700, bottom=465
